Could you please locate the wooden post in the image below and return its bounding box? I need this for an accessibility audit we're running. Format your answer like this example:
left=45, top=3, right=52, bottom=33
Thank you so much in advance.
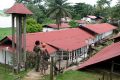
left=110, top=61, right=114, bottom=80
left=58, top=52, right=61, bottom=73
left=50, top=57, right=54, bottom=80
left=102, top=72, right=105, bottom=80
left=19, top=15, right=22, bottom=63
left=12, top=14, right=16, bottom=73
left=16, top=15, right=22, bottom=73
left=61, top=50, right=63, bottom=60
left=72, top=52, right=73, bottom=63
left=16, top=15, right=19, bottom=73
left=73, top=50, right=76, bottom=61
left=23, top=15, right=27, bottom=70
left=66, top=51, right=69, bottom=68
left=68, top=51, right=70, bottom=61
left=12, top=15, right=15, bottom=51
left=5, top=50, right=6, bottom=72
left=75, top=50, right=78, bottom=64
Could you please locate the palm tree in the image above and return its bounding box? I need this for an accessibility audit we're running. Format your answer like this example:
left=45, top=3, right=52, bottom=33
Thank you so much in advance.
left=47, top=0, right=71, bottom=30
left=15, top=0, right=32, bottom=4
left=15, top=0, right=23, bottom=3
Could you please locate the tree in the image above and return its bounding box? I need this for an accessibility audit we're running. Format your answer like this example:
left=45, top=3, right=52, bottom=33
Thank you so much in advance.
left=15, top=0, right=31, bottom=4
left=47, top=0, right=71, bottom=30
left=27, top=3, right=47, bottom=24
left=95, top=0, right=112, bottom=17
left=26, top=18, right=43, bottom=33
left=73, top=3, right=94, bottom=19
left=112, top=0, right=120, bottom=19
left=15, top=0, right=47, bottom=24
left=15, top=0, right=23, bottom=3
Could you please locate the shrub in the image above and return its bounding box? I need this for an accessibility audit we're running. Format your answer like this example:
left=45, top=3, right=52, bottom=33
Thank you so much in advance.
left=69, top=20, right=79, bottom=28
left=26, top=18, right=43, bottom=33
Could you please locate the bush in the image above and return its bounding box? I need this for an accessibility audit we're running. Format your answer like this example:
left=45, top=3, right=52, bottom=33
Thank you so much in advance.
left=26, top=18, right=43, bottom=33
left=26, top=52, right=35, bottom=68
left=42, top=18, right=55, bottom=25
left=69, top=20, right=79, bottom=28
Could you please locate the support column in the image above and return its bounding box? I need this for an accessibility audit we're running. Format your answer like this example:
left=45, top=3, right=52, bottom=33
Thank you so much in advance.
left=66, top=51, right=69, bottom=68
left=19, top=15, right=22, bottom=63
left=16, top=15, right=20, bottom=73
left=16, top=15, right=23, bottom=73
left=72, top=52, right=73, bottom=63
left=12, top=15, right=15, bottom=51
left=23, top=15, right=27, bottom=70
left=110, top=61, right=114, bottom=80
left=69, top=51, right=70, bottom=61
left=12, top=15, right=15, bottom=70
left=74, top=51, right=76, bottom=60
left=70, top=52, right=72, bottom=61
left=83, top=48, right=85, bottom=61
left=61, top=50, right=63, bottom=60
left=76, top=50, right=78, bottom=63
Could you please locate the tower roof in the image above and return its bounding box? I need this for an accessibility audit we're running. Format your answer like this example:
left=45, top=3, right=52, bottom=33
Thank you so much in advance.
left=5, top=3, right=33, bottom=15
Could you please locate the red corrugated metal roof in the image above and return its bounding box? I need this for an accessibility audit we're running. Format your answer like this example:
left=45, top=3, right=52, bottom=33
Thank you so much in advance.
left=0, top=28, right=94, bottom=54
left=85, top=23, right=117, bottom=34
left=5, top=3, right=33, bottom=14
left=78, top=42, right=120, bottom=69
left=48, top=28, right=94, bottom=51
left=25, top=28, right=94, bottom=52
left=7, top=36, right=57, bottom=54
left=47, top=23, right=70, bottom=29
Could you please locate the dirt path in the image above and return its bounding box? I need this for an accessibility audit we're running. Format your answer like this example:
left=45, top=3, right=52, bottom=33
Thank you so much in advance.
left=22, top=62, right=79, bottom=80
left=22, top=69, right=43, bottom=80
left=23, top=66, right=50, bottom=80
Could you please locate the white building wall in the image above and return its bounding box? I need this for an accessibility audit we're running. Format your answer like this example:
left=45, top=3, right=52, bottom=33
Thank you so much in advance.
left=89, top=30, right=113, bottom=44
left=43, top=28, right=56, bottom=32
left=43, top=27, right=69, bottom=32
left=102, top=30, right=113, bottom=39
left=74, top=45, right=89, bottom=62
left=0, top=50, right=13, bottom=65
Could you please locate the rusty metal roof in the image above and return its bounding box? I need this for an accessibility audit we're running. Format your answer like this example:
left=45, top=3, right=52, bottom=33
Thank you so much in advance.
left=5, top=3, right=33, bottom=14
left=78, top=42, right=120, bottom=69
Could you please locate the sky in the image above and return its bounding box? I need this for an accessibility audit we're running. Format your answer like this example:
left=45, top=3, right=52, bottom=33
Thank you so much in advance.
left=0, top=0, right=118, bottom=10
left=68, top=0, right=118, bottom=6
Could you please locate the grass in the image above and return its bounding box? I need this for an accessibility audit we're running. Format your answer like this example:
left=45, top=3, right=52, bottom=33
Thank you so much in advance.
left=43, top=70, right=120, bottom=80
left=0, top=64, right=28, bottom=80
left=0, top=27, right=11, bottom=40
left=56, top=70, right=101, bottom=80
left=43, top=70, right=101, bottom=80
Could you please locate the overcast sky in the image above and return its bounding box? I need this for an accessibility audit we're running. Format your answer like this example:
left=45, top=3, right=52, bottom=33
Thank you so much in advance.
left=0, top=0, right=118, bottom=10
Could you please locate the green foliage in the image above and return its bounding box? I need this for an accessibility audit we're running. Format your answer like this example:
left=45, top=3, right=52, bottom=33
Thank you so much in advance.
left=43, top=70, right=120, bottom=80
left=0, top=28, right=11, bottom=40
left=73, top=3, right=94, bottom=19
left=95, top=0, right=112, bottom=17
left=0, top=64, right=28, bottom=80
left=15, top=0, right=119, bottom=25
left=47, top=0, right=71, bottom=29
left=42, top=18, right=55, bottom=25
left=26, top=52, right=35, bottom=68
left=26, top=18, right=43, bottom=33
left=42, top=71, right=101, bottom=80
left=69, top=20, right=79, bottom=28
left=110, top=5, right=120, bottom=19
left=27, top=4, right=47, bottom=24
